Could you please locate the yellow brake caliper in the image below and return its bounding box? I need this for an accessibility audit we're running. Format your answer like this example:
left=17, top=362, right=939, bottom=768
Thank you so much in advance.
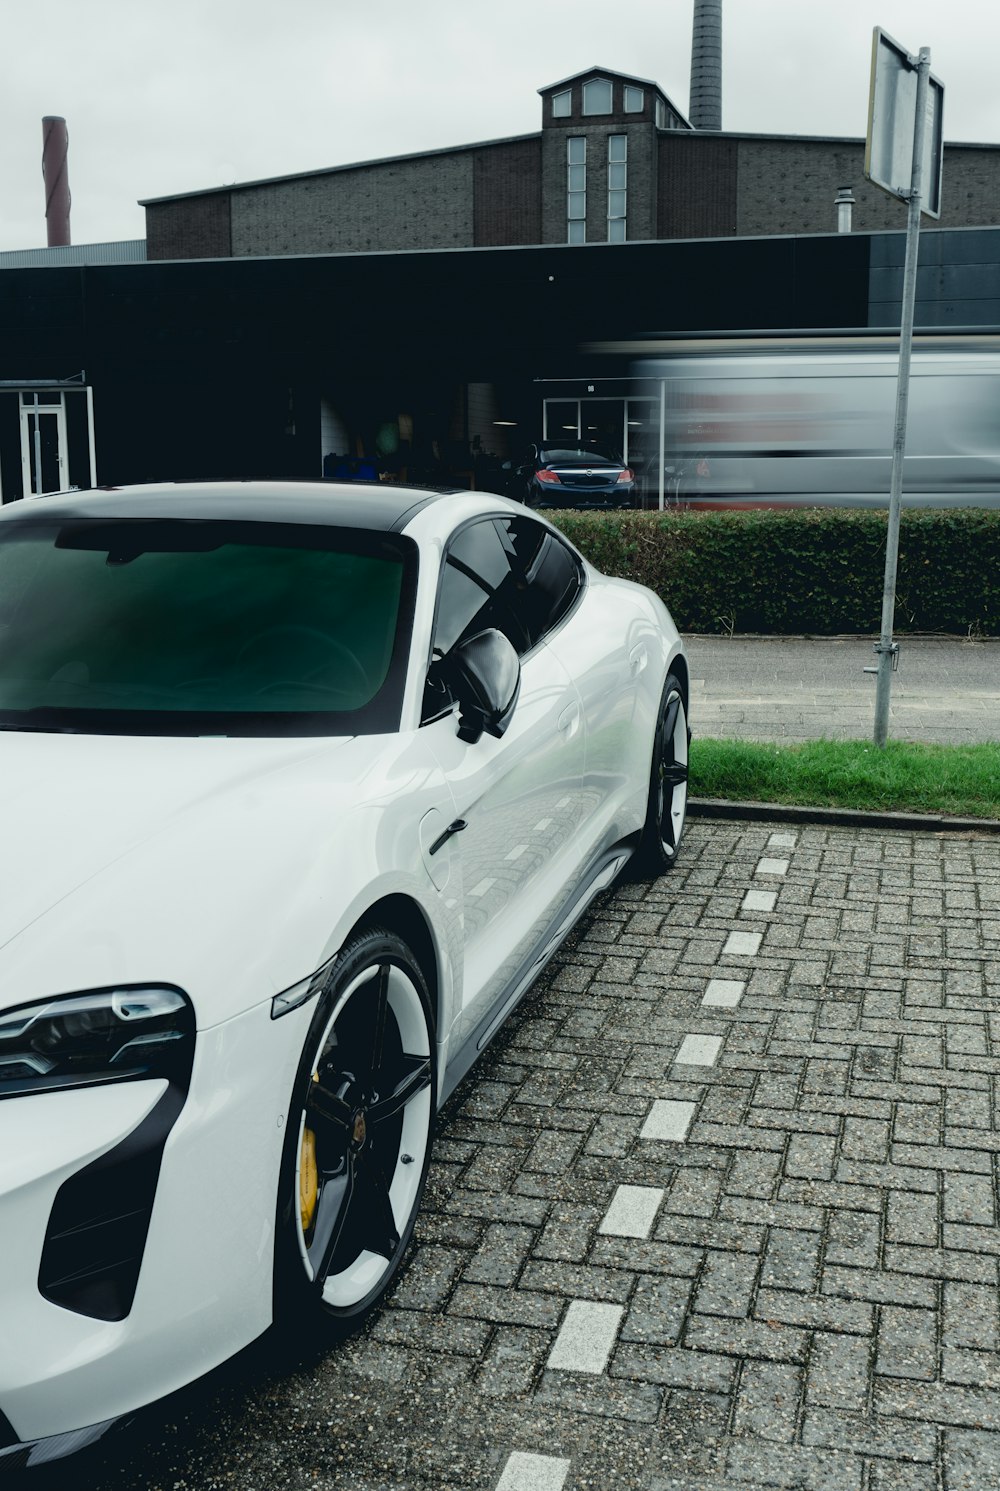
left=299, top=1073, right=320, bottom=1234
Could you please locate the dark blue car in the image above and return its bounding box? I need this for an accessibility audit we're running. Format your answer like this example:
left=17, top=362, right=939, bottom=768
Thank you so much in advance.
left=506, top=443, right=637, bottom=509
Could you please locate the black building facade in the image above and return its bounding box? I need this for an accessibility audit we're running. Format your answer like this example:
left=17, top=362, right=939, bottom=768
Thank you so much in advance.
left=3, top=226, right=999, bottom=505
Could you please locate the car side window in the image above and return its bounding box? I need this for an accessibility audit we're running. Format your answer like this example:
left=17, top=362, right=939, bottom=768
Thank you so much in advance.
left=431, top=520, right=527, bottom=658
left=497, top=516, right=584, bottom=649
left=422, top=516, right=584, bottom=724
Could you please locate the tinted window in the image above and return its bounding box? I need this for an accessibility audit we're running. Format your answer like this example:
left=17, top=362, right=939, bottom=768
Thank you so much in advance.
left=432, top=519, right=523, bottom=657
left=539, top=446, right=622, bottom=465
left=430, top=515, right=582, bottom=667
left=0, top=518, right=416, bottom=737
left=502, top=518, right=583, bottom=645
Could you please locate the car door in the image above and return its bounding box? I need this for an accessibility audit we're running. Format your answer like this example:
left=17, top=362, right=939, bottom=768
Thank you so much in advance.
left=421, top=515, right=587, bottom=1045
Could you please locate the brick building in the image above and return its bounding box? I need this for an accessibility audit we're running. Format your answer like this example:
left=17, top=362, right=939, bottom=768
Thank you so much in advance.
left=143, top=67, right=1000, bottom=261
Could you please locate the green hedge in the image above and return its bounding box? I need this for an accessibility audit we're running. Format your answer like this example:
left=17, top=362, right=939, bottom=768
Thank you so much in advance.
left=546, top=508, right=1000, bottom=635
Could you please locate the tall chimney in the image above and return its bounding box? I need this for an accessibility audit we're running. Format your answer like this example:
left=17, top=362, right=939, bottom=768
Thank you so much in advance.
left=690, top=0, right=722, bottom=131
left=42, top=116, right=71, bottom=247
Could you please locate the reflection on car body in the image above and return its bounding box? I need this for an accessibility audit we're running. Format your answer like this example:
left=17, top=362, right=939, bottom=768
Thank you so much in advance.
left=0, top=480, right=687, bottom=1469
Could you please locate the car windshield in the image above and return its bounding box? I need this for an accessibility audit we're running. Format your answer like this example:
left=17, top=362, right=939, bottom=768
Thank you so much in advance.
left=539, top=446, right=621, bottom=465
left=0, top=517, right=416, bottom=736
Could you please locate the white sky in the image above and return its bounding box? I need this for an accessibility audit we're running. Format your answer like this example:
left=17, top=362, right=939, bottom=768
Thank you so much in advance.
left=3, top=0, right=999, bottom=251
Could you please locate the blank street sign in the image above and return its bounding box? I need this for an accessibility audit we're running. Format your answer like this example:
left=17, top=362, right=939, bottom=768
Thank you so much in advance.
left=865, top=27, right=944, bottom=218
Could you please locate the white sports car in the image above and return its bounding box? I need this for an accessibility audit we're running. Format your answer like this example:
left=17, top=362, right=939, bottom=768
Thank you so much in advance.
left=0, top=481, right=688, bottom=1470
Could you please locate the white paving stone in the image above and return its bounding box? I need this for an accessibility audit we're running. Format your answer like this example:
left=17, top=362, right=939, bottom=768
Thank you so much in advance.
left=496, top=1452, right=571, bottom=1491
left=768, top=831, right=798, bottom=848
left=505, top=844, right=527, bottom=861
left=723, top=930, right=762, bottom=958
left=742, top=889, right=777, bottom=912
left=703, top=978, right=746, bottom=1008
left=641, top=1099, right=696, bottom=1142
left=599, top=1184, right=664, bottom=1239
left=674, top=1033, right=723, bottom=1067
left=467, top=877, right=496, bottom=898
left=547, top=1300, right=623, bottom=1374
left=756, top=857, right=790, bottom=876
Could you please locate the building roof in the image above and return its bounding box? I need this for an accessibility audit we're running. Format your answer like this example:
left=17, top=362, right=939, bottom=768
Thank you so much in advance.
left=0, top=240, right=146, bottom=269
left=538, top=65, right=666, bottom=95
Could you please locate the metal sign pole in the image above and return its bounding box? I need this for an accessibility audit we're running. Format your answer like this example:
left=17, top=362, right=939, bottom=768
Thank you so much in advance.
left=873, top=47, right=931, bottom=749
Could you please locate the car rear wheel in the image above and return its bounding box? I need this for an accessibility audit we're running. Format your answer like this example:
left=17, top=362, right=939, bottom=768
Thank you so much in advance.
left=274, top=927, right=435, bottom=1333
left=631, top=673, right=689, bottom=877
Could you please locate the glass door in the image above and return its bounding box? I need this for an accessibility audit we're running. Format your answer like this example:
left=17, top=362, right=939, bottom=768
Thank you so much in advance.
left=20, top=394, right=68, bottom=496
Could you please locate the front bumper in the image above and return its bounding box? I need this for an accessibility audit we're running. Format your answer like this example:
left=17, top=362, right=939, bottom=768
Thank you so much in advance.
left=0, top=994, right=309, bottom=1449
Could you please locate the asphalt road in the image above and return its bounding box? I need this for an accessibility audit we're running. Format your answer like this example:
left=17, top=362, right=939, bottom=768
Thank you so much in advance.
left=685, top=635, right=1000, bottom=745
left=21, top=813, right=1000, bottom=1491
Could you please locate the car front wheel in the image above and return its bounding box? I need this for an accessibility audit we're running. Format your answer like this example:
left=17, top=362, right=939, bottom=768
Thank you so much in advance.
left=274, top=927, right=435, bottom=1333
left=632, top=672, right=689, bottom=877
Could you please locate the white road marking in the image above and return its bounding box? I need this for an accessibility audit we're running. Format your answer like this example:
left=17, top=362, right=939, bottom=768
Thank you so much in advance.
left=724, top=930, right=762, bottom=958
left=547, top=1300, right=623, bottom=1374
left=468, top=878, right=496, bottom=898
left=641, top=1099, right=696, bottom=1142
left=756, top=857, right=789, bottom=876
left=703, top=978, right=745, bottom=1008
left=496, top=1452, right=571, bottom=1491
left=742, top=889, right=777, bottom=913
left=599, top=1184, right=664, bottom=1239
left=674, top=1033, right=723, bottom=1067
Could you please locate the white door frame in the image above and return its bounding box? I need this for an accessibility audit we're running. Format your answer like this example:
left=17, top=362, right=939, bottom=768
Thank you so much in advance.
left=19, top=393, right=69, bottom=496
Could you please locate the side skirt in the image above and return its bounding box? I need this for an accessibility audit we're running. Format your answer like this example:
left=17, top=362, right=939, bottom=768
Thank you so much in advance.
left=439, top=839, right=635, bottom=1105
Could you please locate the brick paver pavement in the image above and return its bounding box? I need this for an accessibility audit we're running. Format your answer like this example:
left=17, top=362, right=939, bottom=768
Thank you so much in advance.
left=75, top=817, right=1000, bottom=1491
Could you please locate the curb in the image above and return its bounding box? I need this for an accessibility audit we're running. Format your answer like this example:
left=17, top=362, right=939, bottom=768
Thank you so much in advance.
left=688, top=796, right=1000, bottom=835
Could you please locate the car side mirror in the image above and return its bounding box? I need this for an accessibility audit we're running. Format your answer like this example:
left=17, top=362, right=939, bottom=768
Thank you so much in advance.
left=445, top=629, right=521, bottom=744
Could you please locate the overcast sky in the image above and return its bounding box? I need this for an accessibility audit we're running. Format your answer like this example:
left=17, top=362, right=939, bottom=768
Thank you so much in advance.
left=4, top=0, right=999, bottom=251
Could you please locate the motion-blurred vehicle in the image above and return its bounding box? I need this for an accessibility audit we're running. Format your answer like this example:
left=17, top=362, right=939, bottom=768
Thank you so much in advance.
left=628, top=335, right=1000, bottom=509
left=0, top=479, right=688, bottom=1469
left=505, top=442, right=636, bottom=508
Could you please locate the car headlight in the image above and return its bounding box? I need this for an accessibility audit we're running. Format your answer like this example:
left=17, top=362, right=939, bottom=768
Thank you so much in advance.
left=0, top=985, right=195, bottom=1099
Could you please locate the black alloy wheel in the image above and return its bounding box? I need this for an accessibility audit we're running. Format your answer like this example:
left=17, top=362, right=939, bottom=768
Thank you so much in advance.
left=632, top=672, right=689, bottom=877
left=274, top=927, right=435, bottom=1331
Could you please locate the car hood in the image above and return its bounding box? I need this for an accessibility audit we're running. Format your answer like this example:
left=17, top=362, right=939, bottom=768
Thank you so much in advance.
left=0, top=730, right=350, bottom=960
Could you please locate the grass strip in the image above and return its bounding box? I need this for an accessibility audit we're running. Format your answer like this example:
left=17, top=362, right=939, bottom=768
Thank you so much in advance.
left=689, top=737, right=1000, bottom=819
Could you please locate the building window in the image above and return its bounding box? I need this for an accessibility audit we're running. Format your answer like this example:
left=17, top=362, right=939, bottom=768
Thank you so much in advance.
left=582, top=78, right=613, bottom=115
left=624, top=86, right=644, bottom=113
left=608, top=135, right=626, bottom=242
left=567, top=137, right=586, bottom=243
left=655, top=98, right=667, bottom=129
left=552, top=90, right=571, bottom=118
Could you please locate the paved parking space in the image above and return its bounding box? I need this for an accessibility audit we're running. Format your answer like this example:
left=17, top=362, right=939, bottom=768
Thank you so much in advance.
left=61, top=816, right=1000, bottom=1491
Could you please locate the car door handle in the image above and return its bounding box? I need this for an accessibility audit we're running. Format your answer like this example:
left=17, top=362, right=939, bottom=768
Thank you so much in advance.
left=557, top=702, right=580, bottom=735
left=428, top=818, right=467, bottom=856
left=629, top=644, right=648, bottom=678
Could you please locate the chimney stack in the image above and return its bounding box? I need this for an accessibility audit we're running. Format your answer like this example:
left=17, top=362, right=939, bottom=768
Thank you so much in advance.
left=690, top=0, right=722, bottom=131
left=42, top=116, right=71, bottom=247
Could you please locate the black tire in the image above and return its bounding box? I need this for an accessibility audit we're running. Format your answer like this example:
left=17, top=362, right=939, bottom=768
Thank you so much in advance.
left=273, top=927, right=436, bottom=1335
left=631, top=672, right=689, bottom=878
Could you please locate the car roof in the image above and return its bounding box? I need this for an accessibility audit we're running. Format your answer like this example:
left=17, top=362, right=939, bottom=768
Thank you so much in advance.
left=0, top=480, right=463, bottom=533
